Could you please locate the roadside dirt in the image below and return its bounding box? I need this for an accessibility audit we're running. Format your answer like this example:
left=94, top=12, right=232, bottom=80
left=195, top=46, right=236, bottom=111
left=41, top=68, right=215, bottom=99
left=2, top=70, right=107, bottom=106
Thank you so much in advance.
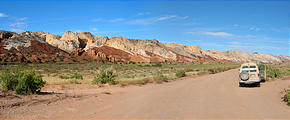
left=1, top=69, right=289, bottom=119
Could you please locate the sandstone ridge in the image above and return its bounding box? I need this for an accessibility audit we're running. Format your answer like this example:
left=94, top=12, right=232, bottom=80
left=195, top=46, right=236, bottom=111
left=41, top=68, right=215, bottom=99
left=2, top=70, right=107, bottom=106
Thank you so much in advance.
left=0, top=30, right=289, bottom=63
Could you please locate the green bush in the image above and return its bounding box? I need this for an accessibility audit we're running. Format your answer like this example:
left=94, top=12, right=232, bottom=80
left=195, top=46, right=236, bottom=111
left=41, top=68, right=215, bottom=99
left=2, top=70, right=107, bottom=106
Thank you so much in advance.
left=0, top=67, right=21, bottom=91
left=258, top=65, right=265, bottom=71
left=59, top=75, right=70, bottom=79
left=267, top=67, right=282, bottom=78
left=184, top=68, right=194, bottom=72
left=70, top=72, right=83, bottom=79
left=15, top=70, right=45, bottom=95
left=284, top=89, right=290, bottom=106
left=92, top=70, right=117, bottom=85
left=175, top=70, right=186, bottom=78
left=0, top=67, right=45, bottom=95
left=153, top=72, right=168, bottom=84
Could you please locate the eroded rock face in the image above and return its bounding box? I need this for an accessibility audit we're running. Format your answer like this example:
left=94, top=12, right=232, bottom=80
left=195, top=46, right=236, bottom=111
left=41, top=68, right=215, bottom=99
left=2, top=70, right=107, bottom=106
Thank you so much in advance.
left=102, top=37, right=177, bottom=60
left=46, top=31, right=96, bottom=52
left=0, top=31, right=16, bottom=40
left=0, top=30, right=289, bottom=63
left=3, top=31, right=46, bottom=51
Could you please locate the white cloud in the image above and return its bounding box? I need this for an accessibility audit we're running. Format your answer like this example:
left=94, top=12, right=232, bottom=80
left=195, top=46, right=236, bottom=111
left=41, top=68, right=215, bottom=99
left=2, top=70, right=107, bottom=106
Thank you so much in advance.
left=9, top=21, right=28, bottom=33
left=157, top=15, right=177, bottom=21
left=128, top=15, right=188, bottom=25
left=0, top=13, right=7, bottom=17
left=109, top=18, right=124, bottom=22
left=249, top=26, right=260, bottom=31
left=202, top=32, right=233, bottom=37
left=9, top=22, right=26, bottom=27
left=92, top=28, right=98, bottom=31
left=9, top=28, right=24, bottom=33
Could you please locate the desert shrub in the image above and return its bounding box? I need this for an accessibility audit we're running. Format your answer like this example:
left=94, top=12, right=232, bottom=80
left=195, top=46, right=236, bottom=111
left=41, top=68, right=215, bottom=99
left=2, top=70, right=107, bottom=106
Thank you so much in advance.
left=14, top=70, right=46, bottom=95
left=0, top=67, right=21, bottom=91
left=208, top=69, right=216, bottom=73
left=92, top=70, right=117, bottom=85
left=139, top=74, right=146, bottom=77
left=184, top=68, right=194, bottom=72
left=267, top=67, right=282, bottom=78
left=152, top=63, right=162, bottom=67
left=70, top=72, right=83, bottom=79
left=284, top=89, right=290, bottom=106
left=59, top=75, right=70, bottom=79
left=0, top=66, right=45, bottom=95
left=153, top=72, right=168, bottom=84
left=208, top=68, right=223, bottom=74
left=258, top=65, right=265, bottom=71
left=175, top=70, right=186, bottom=78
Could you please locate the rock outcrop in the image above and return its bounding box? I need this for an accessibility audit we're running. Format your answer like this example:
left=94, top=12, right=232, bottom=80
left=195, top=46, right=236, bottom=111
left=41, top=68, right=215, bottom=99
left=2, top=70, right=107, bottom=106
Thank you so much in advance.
left=0, top=30, right=289, bottom=63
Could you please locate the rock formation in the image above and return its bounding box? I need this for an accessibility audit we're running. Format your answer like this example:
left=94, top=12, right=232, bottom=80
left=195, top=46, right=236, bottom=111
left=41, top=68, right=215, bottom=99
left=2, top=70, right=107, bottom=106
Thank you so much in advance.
left=0, top=30, right=289, bottom=64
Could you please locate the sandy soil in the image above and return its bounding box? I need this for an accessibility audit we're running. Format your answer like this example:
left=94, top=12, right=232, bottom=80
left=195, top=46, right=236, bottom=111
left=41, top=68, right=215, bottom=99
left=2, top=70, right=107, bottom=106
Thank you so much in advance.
left=0, top=69, right=289, bottom=119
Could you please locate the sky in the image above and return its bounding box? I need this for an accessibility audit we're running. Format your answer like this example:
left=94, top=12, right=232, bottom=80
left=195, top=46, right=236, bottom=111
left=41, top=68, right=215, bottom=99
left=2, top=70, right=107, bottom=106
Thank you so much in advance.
left=0, top=0, right=289, bottom=56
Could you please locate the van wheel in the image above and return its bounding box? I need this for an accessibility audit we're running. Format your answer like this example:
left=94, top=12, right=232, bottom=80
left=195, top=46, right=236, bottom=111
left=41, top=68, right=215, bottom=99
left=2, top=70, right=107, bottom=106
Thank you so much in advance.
left=256, top=82, right=260, bottom=87
left=239, top=83, right=243, bottom=87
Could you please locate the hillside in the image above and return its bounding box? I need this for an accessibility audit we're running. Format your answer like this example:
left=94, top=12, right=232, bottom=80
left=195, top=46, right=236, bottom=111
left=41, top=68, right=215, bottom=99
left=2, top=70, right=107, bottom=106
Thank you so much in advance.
left=0, top=30, right=289, bottom=63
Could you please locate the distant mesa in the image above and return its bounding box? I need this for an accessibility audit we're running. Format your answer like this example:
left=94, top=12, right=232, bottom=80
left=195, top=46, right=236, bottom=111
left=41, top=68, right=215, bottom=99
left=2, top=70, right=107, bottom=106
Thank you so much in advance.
left=0, top=30, right=289, bottom=64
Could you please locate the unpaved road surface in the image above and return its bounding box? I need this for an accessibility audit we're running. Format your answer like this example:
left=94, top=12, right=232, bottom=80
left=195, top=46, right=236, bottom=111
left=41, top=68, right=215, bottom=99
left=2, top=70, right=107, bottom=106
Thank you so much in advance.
left=1, top=69, right=290, bottom=119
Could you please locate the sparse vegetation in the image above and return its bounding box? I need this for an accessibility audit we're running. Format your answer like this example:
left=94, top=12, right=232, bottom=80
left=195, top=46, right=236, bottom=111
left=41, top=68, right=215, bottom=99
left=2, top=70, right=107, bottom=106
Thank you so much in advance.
left=175, top=70, right=186, bottom=78
left=284, top=89, right=290, bottom=106
left=267, top=67, right=282, bottom=78
left=184, top=68, right=194, bottom=72
left=71, top=72, right=83, bottom=80
left=92, top=69, right=117, bottom=85
left=0, top=63, right=239, bottom=85
left=119, top=78, right=152, bottom=86
left=153, top=72, right=168, bottom=84
left=59, top=75, right=70, bottom=79
left=266, top=64, right=290, bottom=79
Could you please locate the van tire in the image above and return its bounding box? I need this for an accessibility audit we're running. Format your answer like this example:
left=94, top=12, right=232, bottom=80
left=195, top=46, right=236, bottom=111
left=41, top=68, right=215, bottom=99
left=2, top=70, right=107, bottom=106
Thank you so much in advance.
left=256, top=82, right=260, bottom=87
left=239, top=83, right=244, bottom=87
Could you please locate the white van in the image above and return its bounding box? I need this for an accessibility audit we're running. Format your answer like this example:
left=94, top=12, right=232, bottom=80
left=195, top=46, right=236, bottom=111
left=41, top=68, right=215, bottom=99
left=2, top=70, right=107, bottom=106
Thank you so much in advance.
left=239, top=63, right=261, bottom=87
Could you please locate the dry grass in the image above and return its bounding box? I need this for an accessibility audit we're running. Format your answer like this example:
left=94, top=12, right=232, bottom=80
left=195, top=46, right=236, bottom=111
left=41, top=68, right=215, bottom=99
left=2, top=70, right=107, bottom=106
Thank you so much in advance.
left=0, top=63, right=239, bottom=85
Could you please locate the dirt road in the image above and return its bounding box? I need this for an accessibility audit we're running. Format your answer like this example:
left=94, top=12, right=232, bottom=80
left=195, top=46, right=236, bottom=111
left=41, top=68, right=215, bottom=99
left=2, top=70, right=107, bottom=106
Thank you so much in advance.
left=1, top=69, right=290, bottom=119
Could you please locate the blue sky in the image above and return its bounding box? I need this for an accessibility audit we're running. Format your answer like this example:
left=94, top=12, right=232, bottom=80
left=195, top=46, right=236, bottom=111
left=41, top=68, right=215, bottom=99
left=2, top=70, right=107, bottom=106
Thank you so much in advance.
left=0, top=0, right=289, bottom=56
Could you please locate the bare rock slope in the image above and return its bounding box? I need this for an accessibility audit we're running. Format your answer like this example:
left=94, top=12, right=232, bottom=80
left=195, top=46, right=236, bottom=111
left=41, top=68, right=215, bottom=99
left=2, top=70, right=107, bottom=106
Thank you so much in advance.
left=0, top=30, right=289, bottom=63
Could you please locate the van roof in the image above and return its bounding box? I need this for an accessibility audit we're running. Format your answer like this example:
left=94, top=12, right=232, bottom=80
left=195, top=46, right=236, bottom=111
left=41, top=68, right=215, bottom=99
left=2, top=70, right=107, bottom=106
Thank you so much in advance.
left=241, top=63, right=257, bottom=66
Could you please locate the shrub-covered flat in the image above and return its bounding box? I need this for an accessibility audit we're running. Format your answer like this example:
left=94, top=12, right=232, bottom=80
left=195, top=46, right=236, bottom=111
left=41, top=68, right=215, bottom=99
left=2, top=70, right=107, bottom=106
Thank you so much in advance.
left=0, top=63, right=239, bottom=88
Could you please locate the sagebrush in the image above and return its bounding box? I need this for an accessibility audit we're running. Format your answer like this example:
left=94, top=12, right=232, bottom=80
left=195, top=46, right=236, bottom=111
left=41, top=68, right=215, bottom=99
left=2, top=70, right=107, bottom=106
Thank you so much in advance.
left=176, top=70, right=186, bottom=78
left=0, top=67, right=45, bottom=95
left=92, top=70, right=117, bottom=85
